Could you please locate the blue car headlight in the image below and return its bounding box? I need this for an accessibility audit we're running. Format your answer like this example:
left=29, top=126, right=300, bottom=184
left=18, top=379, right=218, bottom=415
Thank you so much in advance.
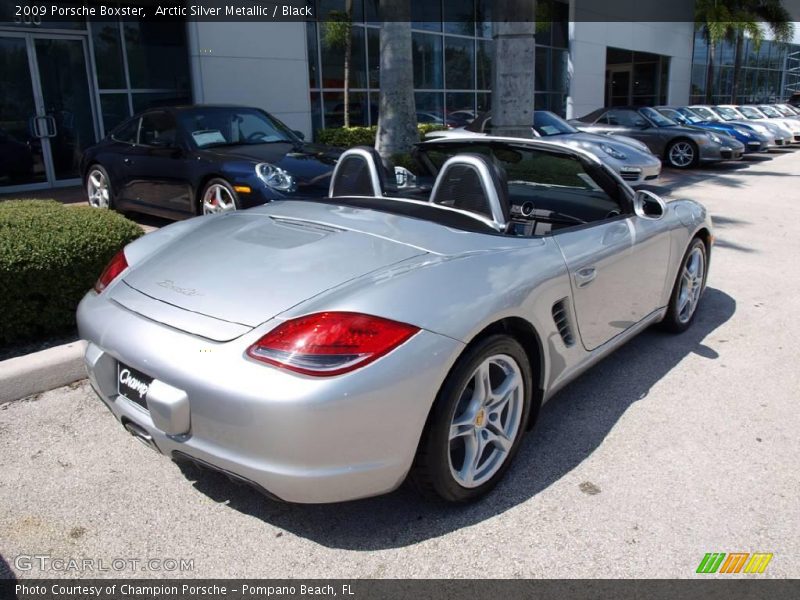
left=599, top=143, right=627, bottom=160
left=256, top=163, right=296, bottom=192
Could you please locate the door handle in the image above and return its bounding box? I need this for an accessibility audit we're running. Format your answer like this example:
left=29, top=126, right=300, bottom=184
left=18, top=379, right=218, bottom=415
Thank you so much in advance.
left=44, top=115, right=57, bottom=138
left=574, top=267, right=597, bottom=288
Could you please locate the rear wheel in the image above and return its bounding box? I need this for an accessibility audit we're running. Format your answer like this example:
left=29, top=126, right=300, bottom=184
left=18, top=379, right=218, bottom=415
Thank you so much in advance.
left=86, top=164, right=113, bottom=209
left=665, top=139, right=698, bottom=169
left=661, top=238, right=707, bottom=333
left=411, top=335, right=533, bottom=503
left=199, top=178, right=240, bottom=215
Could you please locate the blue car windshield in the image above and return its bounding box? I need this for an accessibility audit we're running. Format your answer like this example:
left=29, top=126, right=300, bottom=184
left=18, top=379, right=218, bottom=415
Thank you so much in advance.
left=178, top=108, right=296, bottom=148
left=532, top=111, right=578, bottom=136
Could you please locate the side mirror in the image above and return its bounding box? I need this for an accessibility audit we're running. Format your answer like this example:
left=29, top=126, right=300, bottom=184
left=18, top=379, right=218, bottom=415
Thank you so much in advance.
left=292, top=130, right=305, bottom=140
left=633, top=189, right=666, bottom=220
left=394, top=166, right=417, bottom=188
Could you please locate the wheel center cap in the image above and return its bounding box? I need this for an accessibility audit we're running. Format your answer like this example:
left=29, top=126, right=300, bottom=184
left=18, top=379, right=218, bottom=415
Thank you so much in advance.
left=474, top=409, right=486, bottom=428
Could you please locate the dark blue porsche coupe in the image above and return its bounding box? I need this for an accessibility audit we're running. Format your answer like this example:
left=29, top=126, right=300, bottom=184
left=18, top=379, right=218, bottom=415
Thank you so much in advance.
left=80, top=105, right=340, bottom=219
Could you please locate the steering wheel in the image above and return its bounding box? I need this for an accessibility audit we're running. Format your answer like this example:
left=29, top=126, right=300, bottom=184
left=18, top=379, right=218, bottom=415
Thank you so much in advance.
left=246, top=131, right=268, bottom=142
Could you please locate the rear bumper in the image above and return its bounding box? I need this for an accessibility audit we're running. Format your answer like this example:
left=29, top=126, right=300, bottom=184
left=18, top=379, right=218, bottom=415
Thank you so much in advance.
left=77, top=291, right=463, bottom=503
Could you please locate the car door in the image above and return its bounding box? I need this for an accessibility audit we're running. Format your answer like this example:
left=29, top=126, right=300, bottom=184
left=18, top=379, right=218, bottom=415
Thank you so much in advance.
left=122, top=111, right=194, bottom=216
left=553, top=166, right=672, bottom=350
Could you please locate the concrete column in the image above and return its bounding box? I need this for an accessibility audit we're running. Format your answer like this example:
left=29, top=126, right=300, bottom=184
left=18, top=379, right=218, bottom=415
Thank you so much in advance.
left=491, top=0, right=537, bottom=138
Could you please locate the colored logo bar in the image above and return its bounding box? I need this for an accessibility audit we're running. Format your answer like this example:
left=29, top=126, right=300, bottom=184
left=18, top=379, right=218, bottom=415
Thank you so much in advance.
left=696, top=553, right=773, bottom=574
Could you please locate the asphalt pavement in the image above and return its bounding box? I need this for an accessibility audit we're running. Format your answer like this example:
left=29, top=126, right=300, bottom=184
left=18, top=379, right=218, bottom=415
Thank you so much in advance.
left=1, top=151, right=799, bottom=579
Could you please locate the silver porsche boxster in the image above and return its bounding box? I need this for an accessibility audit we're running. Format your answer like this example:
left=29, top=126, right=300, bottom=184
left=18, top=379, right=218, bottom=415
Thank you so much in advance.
left=77, top=136, right=713, bottom=504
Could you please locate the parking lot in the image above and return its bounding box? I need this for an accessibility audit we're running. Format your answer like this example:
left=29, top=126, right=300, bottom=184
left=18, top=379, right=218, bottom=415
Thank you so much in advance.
left=1, top=150, right=799, bottom=579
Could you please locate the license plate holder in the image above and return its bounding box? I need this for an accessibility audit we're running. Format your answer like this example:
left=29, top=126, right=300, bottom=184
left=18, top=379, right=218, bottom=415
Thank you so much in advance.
left=117, top=362, right=154, bottom=411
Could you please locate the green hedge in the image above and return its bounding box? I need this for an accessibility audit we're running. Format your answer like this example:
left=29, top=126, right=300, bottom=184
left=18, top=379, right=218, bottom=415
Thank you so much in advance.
left=316, top=123, right=446, bottom=148
left=0, top=200, right=143, bottom=345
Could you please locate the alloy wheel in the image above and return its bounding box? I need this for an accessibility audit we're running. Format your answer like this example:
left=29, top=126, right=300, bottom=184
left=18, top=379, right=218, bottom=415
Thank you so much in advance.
left=677, top=246, right=705, bottom=323
left=448, top=354, right=524, bottom=488
left=87, top=169, right=110, bottom=208
left=669, top=142, right=695, bottom=168
left=202, top=184, right=237, bottom=214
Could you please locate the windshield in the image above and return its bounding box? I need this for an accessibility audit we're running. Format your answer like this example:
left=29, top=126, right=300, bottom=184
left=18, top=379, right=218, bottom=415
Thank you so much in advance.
left=715, top=106, right=743, bottom=121
left=659, top=108, right=700, bottom=125
left=690, top=106, right=718, bottom=121
left=675, top=107, right=704, bottom=123
left=532, top=111, right=578, bottom=136
left=758, top=106, right=782, bottom=118
left=738, top=106, right=764, bottom=119
left=640, top=107, right=676, bottom=127
left=177, top=107, right=296, bottom=148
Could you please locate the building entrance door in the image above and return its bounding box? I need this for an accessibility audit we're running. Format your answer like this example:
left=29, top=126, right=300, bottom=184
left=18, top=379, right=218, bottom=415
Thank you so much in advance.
left=606, top=65, right=633, bottom=106
left=0, top=32, right=97, bottom=193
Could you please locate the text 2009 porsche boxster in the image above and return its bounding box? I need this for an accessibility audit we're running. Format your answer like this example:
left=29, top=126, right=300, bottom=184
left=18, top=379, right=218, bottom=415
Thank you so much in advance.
left=77, top=136, right=712, bottom=504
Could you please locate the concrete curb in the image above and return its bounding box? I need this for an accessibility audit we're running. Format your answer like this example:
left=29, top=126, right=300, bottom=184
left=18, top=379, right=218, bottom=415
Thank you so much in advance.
left=0, top=340, right=87, bottom=404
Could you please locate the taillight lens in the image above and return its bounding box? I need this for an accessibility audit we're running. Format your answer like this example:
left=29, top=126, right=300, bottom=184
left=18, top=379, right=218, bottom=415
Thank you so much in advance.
left=247, top=312, right=420, bottom=376
left=94, top=250, right=128, bottom=293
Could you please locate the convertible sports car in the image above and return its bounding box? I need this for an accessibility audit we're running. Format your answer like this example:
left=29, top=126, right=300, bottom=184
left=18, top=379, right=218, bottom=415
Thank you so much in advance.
left=572, top=106, right=745, bottom=168
left=655, top=106, right=769, bottom=154
left=77, top=136, right=712, bottom=504
left=428, top=110, right=662, bottom=184
left=691, top=105, right=790, bottom=147
left=81, top=105, right=340, bottom=220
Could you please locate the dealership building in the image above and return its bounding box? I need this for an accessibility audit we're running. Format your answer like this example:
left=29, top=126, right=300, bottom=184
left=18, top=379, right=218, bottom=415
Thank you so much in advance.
left=2, top=0, right=799, bottom=194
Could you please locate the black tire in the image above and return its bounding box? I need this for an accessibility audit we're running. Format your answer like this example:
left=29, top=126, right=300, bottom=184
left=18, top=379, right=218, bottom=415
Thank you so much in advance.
left=411, top=335, right=534, bottom=503
left=198, top=178, right=241, bottom=216
left=85, top=164, right=115, bottom=209
left=661, top=237, right=708, bottom=333
left=665, top=139, right=699, bottom=169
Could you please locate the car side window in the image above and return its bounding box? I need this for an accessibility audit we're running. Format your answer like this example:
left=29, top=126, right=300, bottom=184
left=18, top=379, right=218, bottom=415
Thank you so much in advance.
left=608, top=110, right=645, bottom=127
left=111, top=118, right=140, bottom=144
left=139, top=112, right=178, bottom=147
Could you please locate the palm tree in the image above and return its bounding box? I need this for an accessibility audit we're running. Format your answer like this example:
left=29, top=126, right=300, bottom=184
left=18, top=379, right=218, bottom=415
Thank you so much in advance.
left=694, top=0, right=735, bottom=103
left=729, top=0, right=794, bottom=103
left=321, top=1, right=354, bottom=127
left=491, top=0, right=537, bottom=137
left=375, top=1, right=418, bottom=159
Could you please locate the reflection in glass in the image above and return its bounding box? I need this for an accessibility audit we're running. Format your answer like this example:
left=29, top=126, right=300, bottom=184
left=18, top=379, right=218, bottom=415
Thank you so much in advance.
left=0, top=37, right=46, bottom=187
left=413, top=33, right=443, bottom=89
left=124, top=21, right=190, bottom=90
left=445, top=36, right=474, bottom=90
left=100, top=93, right=130, bottom=135
left=91, top=22, right=125, bottom=89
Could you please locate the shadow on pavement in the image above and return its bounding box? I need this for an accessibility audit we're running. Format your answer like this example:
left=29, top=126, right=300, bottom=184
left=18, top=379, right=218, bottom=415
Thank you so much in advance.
left=177, top=287, right=737, bottom=550
left=0, top=553, right=16, bottom=580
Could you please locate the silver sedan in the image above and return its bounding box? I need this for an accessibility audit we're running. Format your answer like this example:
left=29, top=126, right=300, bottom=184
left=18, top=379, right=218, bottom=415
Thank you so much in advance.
left=77, top=136, right=712, bottom=504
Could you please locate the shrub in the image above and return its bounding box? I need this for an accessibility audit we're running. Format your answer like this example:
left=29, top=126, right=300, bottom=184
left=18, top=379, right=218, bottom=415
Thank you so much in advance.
left=0, top=200, right=143, bottom=346
left=316, top=123, right=447, bottom=148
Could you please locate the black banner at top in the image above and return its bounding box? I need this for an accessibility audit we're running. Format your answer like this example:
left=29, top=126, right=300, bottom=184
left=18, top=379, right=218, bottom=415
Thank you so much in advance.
left=2, top=0, right=800, bottom=24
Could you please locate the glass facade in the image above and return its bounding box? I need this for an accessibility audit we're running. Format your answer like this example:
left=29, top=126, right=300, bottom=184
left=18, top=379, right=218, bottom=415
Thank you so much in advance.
left=605, top=47, right=670, bottom=107
left=690, top=31, right=799, bottom=104
left=306, top=0, right=569, bottom=136
left=90, top=18, right=191, bottom=135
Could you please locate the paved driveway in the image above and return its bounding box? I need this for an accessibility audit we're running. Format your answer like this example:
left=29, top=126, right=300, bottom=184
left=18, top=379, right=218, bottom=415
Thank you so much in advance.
left=1, top=152, right=799, bottom=579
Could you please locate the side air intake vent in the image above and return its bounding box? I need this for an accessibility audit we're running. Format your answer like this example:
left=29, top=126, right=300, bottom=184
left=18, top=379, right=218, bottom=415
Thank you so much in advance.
left=552, top=299, right=576, bottom=347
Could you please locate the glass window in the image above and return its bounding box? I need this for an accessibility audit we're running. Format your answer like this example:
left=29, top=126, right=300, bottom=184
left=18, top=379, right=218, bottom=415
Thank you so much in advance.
left=100, top=93, right=130, bottom=135
left=413, top=32, right=443, bottom=89
left=443, top=0, right=474, bottom=36
left=477, top=92, right=490, bottom=113
left=606, top=109, right=648, bottom=127
left=320, top=22, right=366, bottom=89
left=368, top=27, right=380, bottom=88
left=446, top=92, right=475, bottom=123
left=178, top=107, right=296, bottom=147
left=445, top=36, right=474, bottom=90
left=124, top=21, right=190, bottom=90
left=306, top=22, right=319, bottom=89
left=476, top=0, right=492, bottom=38
left=412, top=0, right=442, bottom=32
left=132, top=92, right=189, bottom=113
left=535, top=47, right=549, bottom=91
left=139, top=111, right=178, bottom=146
left=415, top=92, right=444, bottom=123
left=310, top=92, right=323, bottom=134
left=322, top=91, right=369, bottom=127
left=533, top=110, right=577, bottom=136
left=111, top=116, right=139, bottom=144
left=476, top=40, right=492, bottom=90
left=91, top=22, right=125, bottom=89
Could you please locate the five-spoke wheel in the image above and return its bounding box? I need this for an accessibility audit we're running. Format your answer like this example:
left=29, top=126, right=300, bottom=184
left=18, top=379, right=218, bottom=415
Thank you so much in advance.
left=412, top=335, right=534, bottom=502
left=666, top=140, right=698, bottom=169
left=86, top=165, right=112, bottom=209
left=662, top=237, right=707, bottom=332
left=200, top=179, right=240, bottom=215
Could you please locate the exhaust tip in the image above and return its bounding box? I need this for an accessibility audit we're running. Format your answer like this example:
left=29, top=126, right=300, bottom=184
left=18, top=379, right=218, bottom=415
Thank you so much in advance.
left=123, top=420, right=159, bottom=452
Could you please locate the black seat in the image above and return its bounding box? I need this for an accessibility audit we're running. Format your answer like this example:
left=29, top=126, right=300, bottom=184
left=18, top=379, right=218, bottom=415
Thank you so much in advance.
left=429, top=153, right=510, bottom=226
left=329, top=146, right=396, bottom=197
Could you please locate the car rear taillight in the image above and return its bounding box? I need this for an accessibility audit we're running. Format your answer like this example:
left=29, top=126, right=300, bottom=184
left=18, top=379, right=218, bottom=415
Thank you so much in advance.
left=94, top=250, right=128, bottom=293
left=247, top=312, right=420, bottom=376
